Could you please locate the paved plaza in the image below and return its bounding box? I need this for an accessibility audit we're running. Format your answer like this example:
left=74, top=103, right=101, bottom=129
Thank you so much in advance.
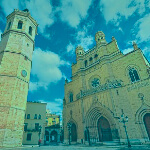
left=1, top=144, right=150, bottom=150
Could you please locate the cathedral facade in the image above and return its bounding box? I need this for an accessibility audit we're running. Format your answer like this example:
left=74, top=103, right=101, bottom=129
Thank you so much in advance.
left=0, top=9, right=37, bottom=147
left=63, top=31, right=150, bottom=144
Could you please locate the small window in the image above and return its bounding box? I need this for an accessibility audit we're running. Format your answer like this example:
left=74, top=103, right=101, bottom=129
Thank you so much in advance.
left=27, top=133, right=32, bottom=141
left=29, top=26, right=32, bottom=35
left=24, top=114, right=26, bottom=119
left=24, top=123, right=28, bottom=131
left=34, top=114, right=37, bottom=119
left=35, top=123, right=39, bottom=131
left=27, top=114, right=30, bottom=119
left=129, top=68, right=140, bottom=82
left=69, top=93, right=73, bottom=102
left=85, top=60, right=87, bottom=67
left=89, top=57, right=93, bottom=61
left=38, top=114, right=41, bottom=119
left=7, top=22, right=11, bottom=30
left=94, top=54, right=98, bottom=58
left=17, top=21, right=23, bottom=29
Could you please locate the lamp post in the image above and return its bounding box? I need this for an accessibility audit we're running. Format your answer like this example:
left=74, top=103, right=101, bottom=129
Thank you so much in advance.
left=119, top=110, right=131, bottom=148
left=67, top=123, right=72, bottom=145
left=38, top=125, right=42, bottom=147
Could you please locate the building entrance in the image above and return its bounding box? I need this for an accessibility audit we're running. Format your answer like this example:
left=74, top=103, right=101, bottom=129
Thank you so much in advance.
left=71, top=123, right=77, bottom=142
left=144, top=113, right=150, bottom=139
left=97, top=116, right=112, bottom=141
left=50, top=130, right=57, bottom=142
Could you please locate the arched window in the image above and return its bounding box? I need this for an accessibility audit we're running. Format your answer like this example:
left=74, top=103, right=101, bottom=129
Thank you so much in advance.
left=29, top=26, right=32, bottom=35
left=129, top=68, right=140, bottom=82
left=7, top=22, right=11, bottom=30
left=85, top=60, right=87, bottom=67
left=69, top=93, right=73, bottom=102
left=94, top=54, right=98, bottom=58
left=17, top=21, right=23, bottom=29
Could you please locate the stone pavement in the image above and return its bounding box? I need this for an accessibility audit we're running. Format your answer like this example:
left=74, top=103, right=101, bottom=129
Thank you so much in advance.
left=1, top=144, right=150, bottom=150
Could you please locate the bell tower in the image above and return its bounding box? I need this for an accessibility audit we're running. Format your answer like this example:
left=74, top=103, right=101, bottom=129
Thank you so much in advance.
left=0, top=9, right=38, bottom=147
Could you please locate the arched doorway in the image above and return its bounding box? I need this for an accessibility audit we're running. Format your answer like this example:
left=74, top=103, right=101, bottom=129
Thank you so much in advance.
left=50, top=130, right=57, bottom=142
left=71, top=123, right=77, bottom=142
left=144, top=113, right=150, bottom=139
left=97, top=116, right=112, bottom=141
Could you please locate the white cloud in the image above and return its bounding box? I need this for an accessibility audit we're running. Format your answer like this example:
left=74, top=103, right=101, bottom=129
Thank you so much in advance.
left=25, top=0, right=54, bottom=33
left=135, top=14, right=150, bottom=42
left=66, top=27, right=94, bottom=54
left=66, top=42, right=75, bottom=53
left=1, top=0, right=54, bottom=34
left=59, top=0, right=92, bottom=28
left=1, top=0, right=19, bottom=15
left=0, top=30, right=2, bottom=41
left=99, top=0, right=145, bottom=25
left=29, top=48, right=70, bottom=91
left=76, top=30, right=94, bottom=51
left=39, top=99, right=63, bottom=118
left=122, top=47, right=133, bottom=54
left=142, top=47, right=150, bottom=60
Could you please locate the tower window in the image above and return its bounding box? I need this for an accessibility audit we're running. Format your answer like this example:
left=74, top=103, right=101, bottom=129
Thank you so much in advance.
left=7, top=22, right=11, bottom=30
left=29, top=26, right=32, bottom=35
left=17, top=21, right=23, bottom=29
left=89, top=57, right=93, bottom=61
left=69, top=93, right=73, bottom=102
left=129, top=68, right=140, bottom=82
left=85, top=60, right=87, bottom=67
left=94, top=54, right=98, bottom=58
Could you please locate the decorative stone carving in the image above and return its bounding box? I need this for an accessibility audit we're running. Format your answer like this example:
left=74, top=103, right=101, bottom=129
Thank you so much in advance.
left=138, top=93, right=144, bottom=101
left=76, top=79, right=123, bottom=100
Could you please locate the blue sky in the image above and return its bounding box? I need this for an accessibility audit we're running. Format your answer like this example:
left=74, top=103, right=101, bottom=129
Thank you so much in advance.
left=0, top=0, right=150, bottom=120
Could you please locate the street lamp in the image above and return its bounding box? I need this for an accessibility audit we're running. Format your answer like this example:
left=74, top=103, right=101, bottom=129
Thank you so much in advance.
left=67, top=123, right=72, bottom=145
left=38, top=125, right=42, bottom=147
left=119, top=109, right=131, bottom=148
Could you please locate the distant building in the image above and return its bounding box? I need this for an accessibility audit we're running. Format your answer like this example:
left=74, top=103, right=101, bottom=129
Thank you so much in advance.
left=63, top=31, right=150, bottom=145
left=45, top=110, right=62, bottom=144
left=46, top=110, right=60, bottom=126
left=22, top=102, right=46, bottom=145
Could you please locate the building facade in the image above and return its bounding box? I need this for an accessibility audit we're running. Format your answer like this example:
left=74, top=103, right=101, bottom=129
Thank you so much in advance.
left=0, top=9, right=38, bottom=147
left=22, top=102, right=46, bottom=145
left=63, top=31, right=150, bottom=144
left=45, top=110, right=61, bottom=144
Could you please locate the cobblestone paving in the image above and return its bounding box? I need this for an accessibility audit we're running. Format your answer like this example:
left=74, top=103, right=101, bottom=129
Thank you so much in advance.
left=1, top=144, right=150, bottom=150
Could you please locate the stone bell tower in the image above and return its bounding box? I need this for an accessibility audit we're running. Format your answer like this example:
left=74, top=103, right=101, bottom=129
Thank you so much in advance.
left=0, top=9, right=38, bottom=147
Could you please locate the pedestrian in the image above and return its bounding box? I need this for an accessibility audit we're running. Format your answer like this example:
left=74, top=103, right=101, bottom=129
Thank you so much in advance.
left=38, top=139, right=41, bottom=147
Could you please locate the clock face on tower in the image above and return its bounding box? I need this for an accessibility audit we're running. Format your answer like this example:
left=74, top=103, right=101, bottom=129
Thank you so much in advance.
left=21, top=70, right=27, bottom=77
left=91, top=78, right=100, bottom=88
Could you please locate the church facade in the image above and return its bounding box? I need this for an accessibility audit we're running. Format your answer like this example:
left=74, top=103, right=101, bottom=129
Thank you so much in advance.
left=63, top=31, right=150, bottom=144
left=0, top=9, right=37, bottom=147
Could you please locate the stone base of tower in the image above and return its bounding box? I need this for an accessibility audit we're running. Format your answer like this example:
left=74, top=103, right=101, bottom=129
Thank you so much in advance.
left=0, top=106, right=25, bottom=147
left=0, top=129, right=23, bottom=147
